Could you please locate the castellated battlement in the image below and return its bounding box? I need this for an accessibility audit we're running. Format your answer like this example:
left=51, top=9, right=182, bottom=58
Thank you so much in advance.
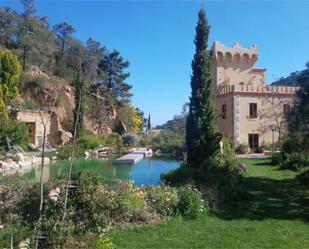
left=212, top=41, right=259, bottom=67
left=217, top=84, right=299, bottom=96
left=212, top=41, right=267, bottom=87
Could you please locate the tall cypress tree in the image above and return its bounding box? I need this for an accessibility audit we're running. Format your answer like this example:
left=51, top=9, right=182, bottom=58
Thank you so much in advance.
left=186, top=8, right=222, bottom=168
left=147, top=114, right=151, bottom=131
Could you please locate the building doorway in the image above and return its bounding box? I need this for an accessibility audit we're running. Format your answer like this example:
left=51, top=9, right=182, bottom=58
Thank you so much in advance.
left=248, top=133, right=259, bottom=152
left=26, top=122, right=36, bottom=144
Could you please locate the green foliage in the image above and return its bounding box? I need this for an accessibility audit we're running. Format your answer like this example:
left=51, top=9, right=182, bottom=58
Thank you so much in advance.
left=177, top=186, right=204, bottom=219
left=271, top=152, right=284, bottom=165
left=122, top=133, right=138, bottom=147
left=281, top=132, right=309, bottom=154
left=0, top=49, right=21, bottom=100
left=236, top=143, right=249, bottom=154
left=77, top=135, right=101, bottom=150
left=186, top=8, right=222, bottom=168
left=163, top=155, right=243, bottom=203
left=21, top=74, right=45, bottom=91
left=0, top=222, right=31, bottom=249
left=145, top=186, right=179, bottom=217
left=162, top=166, right=204, bottom=187
left=222, top=137, right=234, bottom=156
left=0, top=49, right=21, bottom=119
left=206, top=155, right=244, bottom=201
left=147, top=113, right=151, bottom=131
left=0, top=119, right=30, bottom=149
left=101, top=133, right=123, bottom=153
left=151, top=130, right=184, bottom=159
left=280, top=152, right=309, bottom=171
left=296, top=168, right=309, bottom=186
left=97, top=50, right=132, bottom=103
left=0, top=3, right=140, bottom=138
left=23, top=99, right=38, bottom=110
left=288, top=63, right=309, bottom=133
left=104, top=159, right=309, bottom=249
left=259, top=143, right=272, bottom=152
left=56, top=144, right=85, bottom=160
left=96, top=237, right=116, bottom=249
left=1, top=170, right=217, bottom=247
left=53, top=22, right=76, bottom=59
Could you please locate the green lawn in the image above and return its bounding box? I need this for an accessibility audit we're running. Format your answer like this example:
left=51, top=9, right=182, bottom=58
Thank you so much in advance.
left=98, top=159, right=309, bottom=249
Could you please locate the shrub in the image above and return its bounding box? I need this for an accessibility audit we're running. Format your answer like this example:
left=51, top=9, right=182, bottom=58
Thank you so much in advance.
left=222, top=137, right=234, bottom=156
left=282, top=132, right=309, bottom=154
left=271, top=152, right=284, bottom=165
left=206, top=155, right=244, bottom=201
left=97, top=237, right=116, bottom=249
left=163, top=155, right=244, bottom=203
left=162, top=166, right=205, bottom=187
left=259, top=143, right=271, bottom=152
left=23, top=99, right=38, bottom=110
left=145, top=186, right=179, bottom=217
left=177, top=186, right=204, bottom=219
left=297, top=169, right=309, bottom=186
left=112, top=182, right=147, bottom=222
left=56, top=144, right=85, bottom=160
left=280, top=152, right=309, bottom=171
left=102, top=133, right=124, bottom=153
left=0, top=120, right=30, bottom=150
left=122, top=133, right=138, bottom=147
left=235, top=143, right=249, bottom=154
left=150, top=131, right=185, bottom=159
left=21, top=74, right=45, bottom=90
left=77, top=135, right=101, bottom=150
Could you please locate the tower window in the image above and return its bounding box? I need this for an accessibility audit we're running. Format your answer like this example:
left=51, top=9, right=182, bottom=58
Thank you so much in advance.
left=222, top=104, right=227, bottom=119
left=249, top=103, right=257, bottom=118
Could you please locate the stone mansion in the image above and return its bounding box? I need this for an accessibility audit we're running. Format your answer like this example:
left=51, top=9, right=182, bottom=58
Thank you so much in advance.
left=212, top=42, right=298, bottom=152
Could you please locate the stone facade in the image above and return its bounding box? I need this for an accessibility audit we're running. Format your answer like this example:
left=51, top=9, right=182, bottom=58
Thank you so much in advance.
left=212, top=42, right=298, bottom=151
left=9, top=109, right=72, bottom=147
left=11, top=110, right=51, bottom=147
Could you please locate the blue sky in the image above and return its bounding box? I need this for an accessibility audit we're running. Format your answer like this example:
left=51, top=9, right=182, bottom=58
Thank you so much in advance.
left=2, top=1, right=309, bottom=126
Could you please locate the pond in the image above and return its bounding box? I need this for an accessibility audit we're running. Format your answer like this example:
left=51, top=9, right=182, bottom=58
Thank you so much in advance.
left=23, top=157, right=180, bottom=186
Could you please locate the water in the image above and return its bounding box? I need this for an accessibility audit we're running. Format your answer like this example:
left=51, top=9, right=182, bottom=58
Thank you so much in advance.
left=23, top=157, right=180, bottom=186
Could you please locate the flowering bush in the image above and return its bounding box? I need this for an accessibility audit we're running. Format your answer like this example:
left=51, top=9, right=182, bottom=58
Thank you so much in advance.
left=1, top=171, right=210, bottom=247
left=145, top=186, right=179, bottom=217
left=177, top=186, right=205, bottom=219
left=98, top=237, right=116, bottom=249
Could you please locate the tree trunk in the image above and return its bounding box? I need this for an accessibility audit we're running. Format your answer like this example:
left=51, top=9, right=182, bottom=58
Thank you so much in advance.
left=63, top=93, right=81, bottom=220
left=22, top=46, right=27, bottom=71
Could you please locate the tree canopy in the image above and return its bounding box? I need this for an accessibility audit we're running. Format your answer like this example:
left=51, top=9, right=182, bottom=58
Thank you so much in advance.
left=288, top=62, right=309, bottom=133
left=0, top=49, right=21, bottom=119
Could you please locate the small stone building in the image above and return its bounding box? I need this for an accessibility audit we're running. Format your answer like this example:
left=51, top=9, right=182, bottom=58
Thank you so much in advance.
left=212, top=42, right=298, bottom=151
left=9, top=108, right=71, bottom=147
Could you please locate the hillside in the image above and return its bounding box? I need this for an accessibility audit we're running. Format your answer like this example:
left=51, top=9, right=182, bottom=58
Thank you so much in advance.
left=271, top=70, right=305, bottom=86
left=0, top=2, right=145, bottom=139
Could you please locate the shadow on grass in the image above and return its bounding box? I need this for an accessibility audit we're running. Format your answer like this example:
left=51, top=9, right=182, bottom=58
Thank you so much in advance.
left=250, top=161, right=274, bottom=166
left=241, top=158, right=274, bottom=167
left=217, top=176, right=309, bottom=222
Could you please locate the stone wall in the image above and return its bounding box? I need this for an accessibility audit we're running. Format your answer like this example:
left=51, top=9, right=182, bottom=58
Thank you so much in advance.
left=213, top=41, right=298, bottom=150
left=16, top=110, right=51, bottom=147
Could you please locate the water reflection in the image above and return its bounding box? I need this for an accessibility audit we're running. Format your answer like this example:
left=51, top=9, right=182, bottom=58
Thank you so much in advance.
left=24, top=158, right=180, bottom=186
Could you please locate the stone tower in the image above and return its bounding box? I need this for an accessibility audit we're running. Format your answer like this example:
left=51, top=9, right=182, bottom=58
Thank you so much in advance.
left=212, top=41, right=298, bottom=152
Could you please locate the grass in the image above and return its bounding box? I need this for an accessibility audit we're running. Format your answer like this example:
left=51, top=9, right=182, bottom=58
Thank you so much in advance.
left=94, top=158, right=309, bottom=249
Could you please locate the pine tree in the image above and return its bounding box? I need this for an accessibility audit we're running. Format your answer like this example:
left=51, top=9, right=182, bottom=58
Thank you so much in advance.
left=185, top=8, right=222, bottom=169
left=53, top=22, right=75, bottom=59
